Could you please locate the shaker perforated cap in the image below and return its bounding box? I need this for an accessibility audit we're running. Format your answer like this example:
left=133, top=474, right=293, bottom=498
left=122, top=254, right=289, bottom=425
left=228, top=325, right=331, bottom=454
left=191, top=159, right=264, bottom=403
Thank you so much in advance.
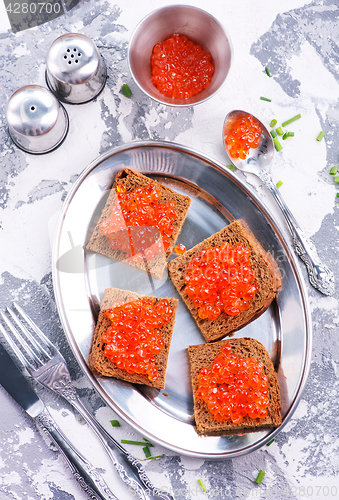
left=46, top=33, right=107, bottom=104
left=5, top=85, right=69, bottom=154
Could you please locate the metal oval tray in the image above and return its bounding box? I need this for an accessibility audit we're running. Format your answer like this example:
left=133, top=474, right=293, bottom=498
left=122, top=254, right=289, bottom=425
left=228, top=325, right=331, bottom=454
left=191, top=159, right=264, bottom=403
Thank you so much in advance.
left=52, top=140, right=312, bottom=459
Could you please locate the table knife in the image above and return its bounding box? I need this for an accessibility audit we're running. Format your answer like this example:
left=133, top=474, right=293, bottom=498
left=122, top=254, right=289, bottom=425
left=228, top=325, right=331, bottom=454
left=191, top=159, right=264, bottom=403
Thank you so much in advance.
left=0, top=342, right=118, bottom=500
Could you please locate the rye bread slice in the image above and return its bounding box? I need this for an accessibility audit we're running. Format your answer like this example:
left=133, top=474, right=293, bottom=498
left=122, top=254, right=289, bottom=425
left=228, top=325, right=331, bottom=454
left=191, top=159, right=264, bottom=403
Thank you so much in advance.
left=188, top=338, right=282, bottom=435
left=167, top=219, right=281, bottom=342
left=89, top=288, right=178, bottom=389
left=86, top=168, right=191, bottom=279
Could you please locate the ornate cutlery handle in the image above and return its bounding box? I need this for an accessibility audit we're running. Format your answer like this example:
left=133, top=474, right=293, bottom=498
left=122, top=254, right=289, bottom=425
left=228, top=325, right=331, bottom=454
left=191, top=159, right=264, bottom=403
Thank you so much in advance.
left=71, top=395, right=174, bottom=500
left=260, top=169, right=335, bottom=296
left=39, top=358, right=174, bottom=500
left=36, top=407, right=119, bottom=500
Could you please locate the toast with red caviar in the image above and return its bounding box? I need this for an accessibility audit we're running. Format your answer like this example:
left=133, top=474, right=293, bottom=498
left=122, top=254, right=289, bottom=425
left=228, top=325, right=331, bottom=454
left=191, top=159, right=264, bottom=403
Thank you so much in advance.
left=89, top=288, right=178, bottom=389
left=86, top=168, right=191, bottom=279
left=188, top=338, right=282, bottom=435
left=167, top=220, right=281, bottom=342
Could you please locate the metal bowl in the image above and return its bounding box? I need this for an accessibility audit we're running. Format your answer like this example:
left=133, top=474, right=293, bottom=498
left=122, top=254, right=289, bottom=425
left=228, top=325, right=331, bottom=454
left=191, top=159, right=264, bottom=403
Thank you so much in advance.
left=46, top=33, right=107, bottom=104
left=128, top=5, right=233, bottom=106
left=5, top=85, right=69, bottom=155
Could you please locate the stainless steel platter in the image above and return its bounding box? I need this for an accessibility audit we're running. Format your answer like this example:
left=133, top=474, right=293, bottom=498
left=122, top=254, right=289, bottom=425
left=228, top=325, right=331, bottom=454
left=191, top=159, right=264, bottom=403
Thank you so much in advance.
left=52, top=141, right=312, bottom=459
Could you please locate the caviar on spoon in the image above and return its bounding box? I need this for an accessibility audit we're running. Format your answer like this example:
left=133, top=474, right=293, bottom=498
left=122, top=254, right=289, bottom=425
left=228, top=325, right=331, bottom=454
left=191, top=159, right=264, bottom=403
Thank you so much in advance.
left=223, top=109, right=334, bottom=296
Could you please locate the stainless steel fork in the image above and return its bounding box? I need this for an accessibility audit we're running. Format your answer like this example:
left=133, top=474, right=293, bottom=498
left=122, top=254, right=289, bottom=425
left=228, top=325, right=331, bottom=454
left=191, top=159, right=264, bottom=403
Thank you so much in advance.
left=0, top=303, right=174, bottom=500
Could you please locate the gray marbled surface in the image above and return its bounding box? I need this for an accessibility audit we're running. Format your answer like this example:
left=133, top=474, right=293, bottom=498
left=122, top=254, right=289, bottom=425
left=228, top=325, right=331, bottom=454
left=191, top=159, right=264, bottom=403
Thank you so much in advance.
left=0, top=1, right=338, bottom=499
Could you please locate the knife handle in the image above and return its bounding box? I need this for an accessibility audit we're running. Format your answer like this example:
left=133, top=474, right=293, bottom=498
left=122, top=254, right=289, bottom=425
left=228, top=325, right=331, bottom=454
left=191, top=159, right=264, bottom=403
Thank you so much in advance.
left=35, top=408, right=119, bottom=500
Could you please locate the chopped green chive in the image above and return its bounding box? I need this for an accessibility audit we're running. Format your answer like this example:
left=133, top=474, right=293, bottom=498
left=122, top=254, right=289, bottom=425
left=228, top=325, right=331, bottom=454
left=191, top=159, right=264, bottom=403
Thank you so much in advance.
left=336, top=193, right=339, bottom=198
left=142, top=455, right=163, bottom=461
left=198, top=479, right=206, bottom=492
left=281, top=114, right=301, bottom=127
left=330, top=167, right=338, bottom=175
left=282, top=132, right=294, bottom=140
left=121, top=83, right=132, bottom=98
left=226, top=164, right=235, bottom=171
left=143, top=446, right=151, bottom=458
left=260, top=96, right=271, bottom=102
left=270, top=129, right=277, bottom=138
left=276, top=180, right=283, bottom=188
left=276, top=127, right=284, bottom=136
left=273, top=137, right=283, bottom=151
left=266, top=438, right=275, bottom=446
left=265, top=67, right=271, bottom=77
left=110, top=420, right=120, bottom=427
left=255, top=470, right=266, bottom=484
left=316, top=131, right=325, bottom=142
left=121, top=440, right=154, bottom=446
left=270, top=119, right=277, bottom=127
left=334, top=176, right=339, bottom=183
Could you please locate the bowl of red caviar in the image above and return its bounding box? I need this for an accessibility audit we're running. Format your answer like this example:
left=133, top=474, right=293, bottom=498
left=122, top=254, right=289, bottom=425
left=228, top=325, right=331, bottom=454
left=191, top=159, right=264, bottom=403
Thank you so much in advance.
left=128, top=5, right=233, bottom=106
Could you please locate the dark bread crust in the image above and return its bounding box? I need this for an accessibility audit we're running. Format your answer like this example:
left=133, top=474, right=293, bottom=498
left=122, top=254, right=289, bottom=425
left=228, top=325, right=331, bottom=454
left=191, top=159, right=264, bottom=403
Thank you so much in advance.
left=89, top=288, right=178, bottom=389
left=167, top=220, right=282, bottom=342
left=188, top=338, right=282, bottom=435
left=86, top=168, right=191, bottom=279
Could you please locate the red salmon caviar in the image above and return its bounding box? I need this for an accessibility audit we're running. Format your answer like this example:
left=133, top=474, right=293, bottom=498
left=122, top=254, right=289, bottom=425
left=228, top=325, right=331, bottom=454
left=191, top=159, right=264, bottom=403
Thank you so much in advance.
left=103, top=298, right=173, bottom=381
left=185, top=242, right=259, bottom=320
left=196, top=345, right=270, bottom=423
left=151, top=34, right=214, bottom=99
left=225, top=114, right=262, bottom=160
left=100, top=183, right=177, bottom=261
left=174, top=243, right=186, bottom=255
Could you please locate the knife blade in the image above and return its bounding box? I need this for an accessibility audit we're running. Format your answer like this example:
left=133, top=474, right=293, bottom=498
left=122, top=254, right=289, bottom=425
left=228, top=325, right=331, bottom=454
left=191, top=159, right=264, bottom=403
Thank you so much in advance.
left=0, top=342, right=119, bottom=500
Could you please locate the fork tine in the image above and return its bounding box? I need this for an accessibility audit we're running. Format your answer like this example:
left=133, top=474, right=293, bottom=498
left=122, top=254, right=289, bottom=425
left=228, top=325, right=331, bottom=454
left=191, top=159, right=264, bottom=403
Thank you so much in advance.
left=9, top=306, right=51, bottom=360
left=14, top=302, right=56, bottom=354
left=0, top=313, right=35, bottom=371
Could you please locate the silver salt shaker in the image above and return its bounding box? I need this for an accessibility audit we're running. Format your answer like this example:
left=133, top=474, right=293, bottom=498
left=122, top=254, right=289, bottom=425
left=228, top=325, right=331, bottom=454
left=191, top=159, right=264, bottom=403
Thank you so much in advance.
left=45, top=33, right=107, bottom=104
left=5, top=85, right=69, bottom=154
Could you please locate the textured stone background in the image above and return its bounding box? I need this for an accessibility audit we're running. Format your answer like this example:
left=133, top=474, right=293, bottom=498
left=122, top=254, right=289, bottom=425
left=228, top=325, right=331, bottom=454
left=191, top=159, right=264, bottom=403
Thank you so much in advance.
left=0, top=1, right=338, bottom=499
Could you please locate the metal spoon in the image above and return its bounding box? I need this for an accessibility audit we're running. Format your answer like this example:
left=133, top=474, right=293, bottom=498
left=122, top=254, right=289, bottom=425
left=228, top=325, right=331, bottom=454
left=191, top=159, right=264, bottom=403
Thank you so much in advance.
left=223, top=109, right=334, bottom=296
